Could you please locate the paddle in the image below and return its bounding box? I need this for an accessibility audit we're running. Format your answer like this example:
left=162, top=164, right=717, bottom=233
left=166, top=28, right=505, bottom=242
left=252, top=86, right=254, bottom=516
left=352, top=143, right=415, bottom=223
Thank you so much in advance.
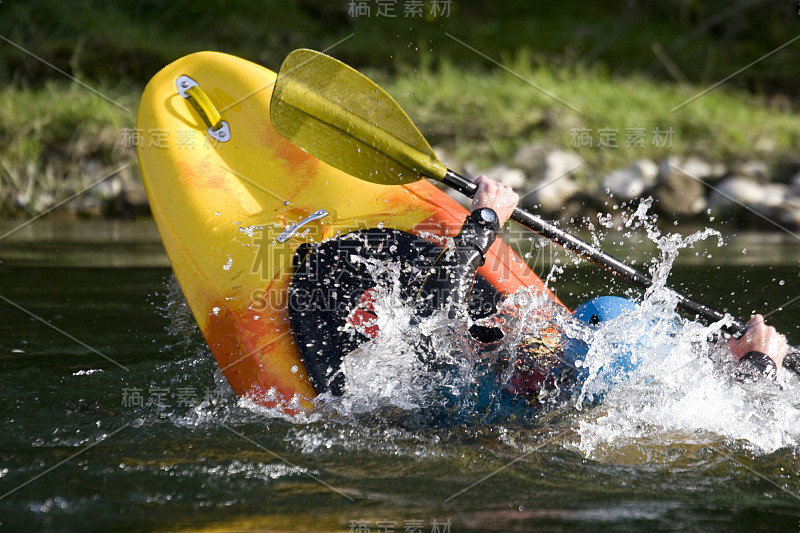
left=270, top=48, right=799, bottom=375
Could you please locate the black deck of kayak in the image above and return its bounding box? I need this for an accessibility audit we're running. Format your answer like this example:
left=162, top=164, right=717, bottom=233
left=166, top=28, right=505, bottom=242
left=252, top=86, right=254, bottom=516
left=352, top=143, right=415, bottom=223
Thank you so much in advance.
left=289, top=228, right=503, bottom=395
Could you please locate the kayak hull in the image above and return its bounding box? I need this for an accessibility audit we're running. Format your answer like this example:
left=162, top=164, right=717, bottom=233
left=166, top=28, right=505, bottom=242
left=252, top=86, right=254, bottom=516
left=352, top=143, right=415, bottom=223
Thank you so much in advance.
left=137, top=51, right=563, bottom=413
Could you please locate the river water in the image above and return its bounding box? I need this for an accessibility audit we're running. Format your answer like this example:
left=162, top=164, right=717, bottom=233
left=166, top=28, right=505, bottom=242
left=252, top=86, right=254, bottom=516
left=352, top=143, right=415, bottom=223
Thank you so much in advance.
left=1, top=219, right=798, bottom=532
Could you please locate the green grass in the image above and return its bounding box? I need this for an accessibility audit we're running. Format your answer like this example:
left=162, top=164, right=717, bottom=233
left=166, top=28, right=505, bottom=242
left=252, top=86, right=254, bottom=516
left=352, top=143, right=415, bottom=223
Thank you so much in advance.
left=381, top=54, right=800, bottom=182
left=4, top=0, right=798, bottom=96
left=1, top=56, right=797, bottom=217
left=2, top=0, right=798, bottom=218
left=0, top=83, right=138, bottom=215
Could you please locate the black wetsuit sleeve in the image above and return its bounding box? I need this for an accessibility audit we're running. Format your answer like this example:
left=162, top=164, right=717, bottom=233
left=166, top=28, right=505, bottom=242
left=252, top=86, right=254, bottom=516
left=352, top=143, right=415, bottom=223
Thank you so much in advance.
left=415, top=213, right=498, bottom=321
left=735, top=350, right=778, bottom=381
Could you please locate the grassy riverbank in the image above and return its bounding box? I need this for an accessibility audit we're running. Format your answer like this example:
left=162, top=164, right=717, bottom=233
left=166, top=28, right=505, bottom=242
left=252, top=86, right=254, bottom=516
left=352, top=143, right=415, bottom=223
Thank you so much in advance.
left=384, top=55, right=799, bottom=179
left=0, top=83, right=139, bottom=215
left=1, top=56, right=797, bottom=218
left=2, top=1, right=798, bottom=219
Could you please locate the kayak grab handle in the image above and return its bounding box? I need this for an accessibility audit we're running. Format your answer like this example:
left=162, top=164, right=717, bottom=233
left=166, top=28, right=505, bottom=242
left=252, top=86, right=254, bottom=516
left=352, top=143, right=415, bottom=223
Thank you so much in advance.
left=277, top=209, right=328, bottom=243
left=176, top=75, right=230, bottom=143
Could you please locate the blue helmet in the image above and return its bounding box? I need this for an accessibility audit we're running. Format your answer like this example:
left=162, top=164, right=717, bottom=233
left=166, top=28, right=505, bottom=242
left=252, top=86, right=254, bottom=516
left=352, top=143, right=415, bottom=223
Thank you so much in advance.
left=573, top=295, right=639, bottom=325
left=564, top=296, right=646, bottom=400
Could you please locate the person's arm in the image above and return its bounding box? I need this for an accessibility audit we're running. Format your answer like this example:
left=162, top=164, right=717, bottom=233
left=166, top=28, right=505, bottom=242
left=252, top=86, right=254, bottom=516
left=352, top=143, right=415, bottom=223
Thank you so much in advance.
left=415, top=176, right=518, bottom=320
left=728, top=314, right=787, bottom=380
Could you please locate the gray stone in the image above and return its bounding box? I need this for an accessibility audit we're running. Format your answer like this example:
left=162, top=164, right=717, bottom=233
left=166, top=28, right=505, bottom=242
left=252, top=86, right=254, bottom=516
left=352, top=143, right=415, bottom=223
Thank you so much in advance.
left=520, top=175, right=583, bottom=215
left=707, top=176, right=764, bottom=214
left=708, top=163, right=728, bottom=180
left=603, top=167, right=646, bottom=201
left=653, top=157, right=707, bottom=217
left=735, top=160, right=770, bottom=182
left=789, top=172, right=800, bottom=195
left=14, top=191, right=57, bottom=213
left=682, top=156, right=714, bottom=180
left=630, top=158, right=659, bottom=184
left=38, top=192, right=56, bottom=211
left=511, top=142, right=548, bottom=173
left=13, top=192, right=30, bottom=210
left=94, top=175, right=123, bottom=199
left=538, top=150, right=583, bottom=183
left=776, top=196, right=800, bottom=229
left=658, top=155, right=713, bottom=182
left=758, top=183, right=789, bottom=208
left=602, top=158, right=658, bottom=201
left=657, top=156, right=679, bottom=182
left=122, top=183, right=149, bottom=207
left=481, top=165, right=528, bottom=189
left=520, top=150, right=584, bottom=214
left=779, top=209, right=800, bottom=229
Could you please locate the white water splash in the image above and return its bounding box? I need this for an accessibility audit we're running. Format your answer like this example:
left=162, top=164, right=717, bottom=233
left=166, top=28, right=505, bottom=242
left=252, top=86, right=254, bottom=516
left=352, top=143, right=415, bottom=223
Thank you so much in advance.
left=573, top=292, right=800, bottom=455
left=242, top=202, right=800, bottom=455
left=571, top=201, right=800, bottom=455
left=334, top=256, right=436, bottom=414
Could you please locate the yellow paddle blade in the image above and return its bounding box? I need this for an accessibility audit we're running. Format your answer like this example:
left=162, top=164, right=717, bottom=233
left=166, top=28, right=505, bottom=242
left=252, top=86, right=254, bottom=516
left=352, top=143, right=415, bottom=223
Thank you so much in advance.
left=271, top=49, right=448, bottom=186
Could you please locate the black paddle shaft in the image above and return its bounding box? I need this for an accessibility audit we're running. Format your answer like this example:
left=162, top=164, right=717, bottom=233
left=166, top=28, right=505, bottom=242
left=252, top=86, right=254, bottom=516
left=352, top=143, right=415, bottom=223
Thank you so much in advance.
left=442, top=170, right=739, bottom=327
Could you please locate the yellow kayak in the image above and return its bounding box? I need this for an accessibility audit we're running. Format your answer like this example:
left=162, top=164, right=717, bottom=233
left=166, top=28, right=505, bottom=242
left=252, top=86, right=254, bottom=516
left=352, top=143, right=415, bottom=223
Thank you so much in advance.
left=137, top=51, right=563, bottom=414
